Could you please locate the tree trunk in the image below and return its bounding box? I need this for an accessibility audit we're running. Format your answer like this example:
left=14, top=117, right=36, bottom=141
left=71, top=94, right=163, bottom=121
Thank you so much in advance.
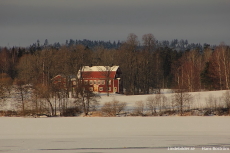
left=46, top=98, right=54, bottom=116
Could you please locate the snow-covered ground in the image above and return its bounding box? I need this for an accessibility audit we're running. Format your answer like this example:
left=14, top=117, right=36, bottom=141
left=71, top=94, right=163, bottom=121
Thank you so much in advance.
left=0, top=116, right=230, bottom=153
left=2, top=89, right=229, bottom=115
left=100, top=89, right=227, bottom=110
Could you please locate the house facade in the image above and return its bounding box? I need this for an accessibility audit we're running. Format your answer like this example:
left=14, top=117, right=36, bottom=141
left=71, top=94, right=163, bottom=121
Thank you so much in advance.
left=77, top=66, right=122, bottom=94
left=51, top=74, right=76, bottom=90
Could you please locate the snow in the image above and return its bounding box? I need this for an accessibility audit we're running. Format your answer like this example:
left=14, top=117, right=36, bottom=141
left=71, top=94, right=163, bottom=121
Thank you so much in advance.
left=99, top=89, right=228, bottom=110
left=81, top=66, right=119, bottom=72
left=0, top=116, right=230, bottom=153
left=1, top=89, right=229, bottom=113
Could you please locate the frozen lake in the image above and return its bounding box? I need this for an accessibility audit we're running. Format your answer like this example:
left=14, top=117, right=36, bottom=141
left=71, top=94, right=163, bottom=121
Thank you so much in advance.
left=0, top=116, right=230, bottom=153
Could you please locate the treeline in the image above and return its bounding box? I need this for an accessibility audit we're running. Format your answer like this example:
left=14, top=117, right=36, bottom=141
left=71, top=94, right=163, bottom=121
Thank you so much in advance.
left=0, top=33, right=228, bottom=94
left=27, top=37, right=206, bottom=51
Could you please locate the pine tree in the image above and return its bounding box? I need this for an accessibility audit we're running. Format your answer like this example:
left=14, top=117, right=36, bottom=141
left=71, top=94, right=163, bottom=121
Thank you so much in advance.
left=200, top=62, right=212, bottom=90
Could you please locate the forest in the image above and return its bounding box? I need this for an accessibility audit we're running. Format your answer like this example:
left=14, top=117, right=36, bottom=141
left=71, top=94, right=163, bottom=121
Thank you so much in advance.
left=0, top=33, right=229, bottom=116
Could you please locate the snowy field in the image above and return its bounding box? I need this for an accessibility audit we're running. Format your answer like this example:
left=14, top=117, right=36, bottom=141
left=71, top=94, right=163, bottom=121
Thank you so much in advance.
left=99, top=89, right=227, bottom=110
left=2, top=89, right=228, bottom=112
left=0, top=116, right=230, bottom=153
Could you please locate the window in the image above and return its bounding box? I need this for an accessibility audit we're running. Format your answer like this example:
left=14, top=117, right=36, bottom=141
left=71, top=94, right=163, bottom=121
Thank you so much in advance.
left=109, top=80, right=111, bottom=85
left=89, top=80, right=93, bottom=85
left=94, top=80, right=97, bottom=85
left=72, top=81, right=76, bottom=86
left=89, top=87, right=93, bottom=91
left=108, top=87, right=111, bottom=91
left=98, top=80, right=101, bottom=85
left=101, top=80, right=105, bottom=85
left=99, top=87, right=103, bottom=91
left=84, top=80, right=88, bottom=85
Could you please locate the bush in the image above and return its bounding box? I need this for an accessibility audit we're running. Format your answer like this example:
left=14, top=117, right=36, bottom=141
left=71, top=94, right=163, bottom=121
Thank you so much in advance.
left=132, top=101, right=145, bottom=116
left=62, top=107, right=82, bottom=116
left=3, top=110, right=18, bottom=116
left=101, top=100, right=127, bottom=116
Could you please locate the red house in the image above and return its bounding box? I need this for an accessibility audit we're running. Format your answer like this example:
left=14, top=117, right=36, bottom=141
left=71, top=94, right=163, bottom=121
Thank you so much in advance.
left=51, top=74, right=76, bottom=90
left=77, top=66, right=122, bottom=94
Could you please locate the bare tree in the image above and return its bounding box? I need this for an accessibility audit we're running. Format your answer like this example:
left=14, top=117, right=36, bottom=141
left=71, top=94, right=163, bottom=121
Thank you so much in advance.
left=133, top=101, right=145, bottom=116
left=146, top=94, right=168, bottom=115
left=219, top=45, right=230, bottom=90
left=153, top=51, right=164, bottom=93
left=0, top=48, right=11, bottom=76
left=31, top=87, right=46, bottom=115
left=222, top=90, right=230, bottom=114
left=34, top=84, right=55, bottom=116
left=119, top=33, right=139, bottom=94
left=161, top=94, right=168, bottom=112
left=74, top=83, right=100, bottom=116
left=205, top=94, right=218, bottom=111
left=14, top=80, right=31, bottom=116
left=146, top=96, right=157, bottom=115
left=173, top=89, right=193, bottom=116
left=142, top=34, right=156, bottom=94
left=17, top=54, right=36, bottom=84
left=172, top=50, right=202, bottom=92
left=0, top=74, right=12, bottom=109
left=142, top=34, right=156, bottom=52
left=170, top=95, right=176, bottom=111
left=0, top=82, right=7, bottom=109
left=208, top=45, right=228, bottom=90
left=101, top=99, right=127, bottom=116
left=214, top=45, right=230, bottom=90
left=155, top=94, right=163, bottom=113
left=0, top=73, right=13, bottom=94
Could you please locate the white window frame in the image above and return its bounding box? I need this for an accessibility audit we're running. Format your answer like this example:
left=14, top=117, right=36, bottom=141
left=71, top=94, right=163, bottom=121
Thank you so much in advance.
left=89, top=80, right=93, bottom=85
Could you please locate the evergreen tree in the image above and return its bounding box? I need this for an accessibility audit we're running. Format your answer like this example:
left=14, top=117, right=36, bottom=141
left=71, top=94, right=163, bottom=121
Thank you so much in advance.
left=200, top=62, right=213, bottom=90
left=44, top=39, right=49, bottom=47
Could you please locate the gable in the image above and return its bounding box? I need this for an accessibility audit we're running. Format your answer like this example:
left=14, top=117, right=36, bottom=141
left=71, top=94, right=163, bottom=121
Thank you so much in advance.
left=82, top=66, right=119, bottom=72
left=78, top=66, right=120, bottom=79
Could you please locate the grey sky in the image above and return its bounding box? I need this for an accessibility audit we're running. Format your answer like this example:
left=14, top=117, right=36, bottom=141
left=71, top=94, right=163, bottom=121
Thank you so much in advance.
left=0, top=0, right=230, bottom=47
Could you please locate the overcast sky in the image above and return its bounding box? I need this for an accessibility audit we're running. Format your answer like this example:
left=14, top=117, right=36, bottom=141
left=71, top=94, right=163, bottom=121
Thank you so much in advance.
left=0, top=0, right=230, bottom=47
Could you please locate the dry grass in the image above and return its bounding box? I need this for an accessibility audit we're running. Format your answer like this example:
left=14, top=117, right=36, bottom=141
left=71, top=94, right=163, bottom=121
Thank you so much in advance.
left=89, top=111, right=104, bottom=117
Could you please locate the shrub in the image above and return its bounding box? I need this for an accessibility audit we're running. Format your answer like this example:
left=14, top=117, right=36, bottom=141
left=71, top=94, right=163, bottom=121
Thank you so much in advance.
left=101, top=100, right=127, bottom=116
